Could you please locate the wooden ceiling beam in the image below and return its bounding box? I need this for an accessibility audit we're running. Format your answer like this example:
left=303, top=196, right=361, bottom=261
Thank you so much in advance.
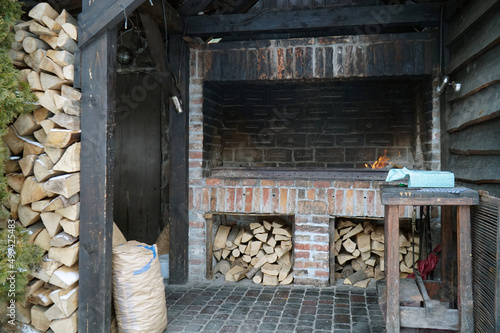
left=177, top=0, right=214, bottom=16
left=139, top=0, right=184, bottom=34
left=184, top=3, right=441, bottom=37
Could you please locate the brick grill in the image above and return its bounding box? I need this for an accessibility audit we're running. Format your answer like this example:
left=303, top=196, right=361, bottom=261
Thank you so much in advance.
left=188, top=34, right=441, bottom=285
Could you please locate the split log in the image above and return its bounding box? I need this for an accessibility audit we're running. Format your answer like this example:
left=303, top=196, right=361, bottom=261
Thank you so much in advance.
left=7, top=173, right=25, bottom=193
left=19, top=154, right=38, bottom=176
left=50, top=311, right=77, bottom=333
left=15, top=303, right=31, bottom=324
left=41, top=16, right=61, bottom=33
left=18, top=204, right=41, bottom=226
left=339, top=227, right=352, bottom=237
left=272, top=226, right=292, bottom=238
left=62, top=99, right=81, bottom=115
left=337, top=220, right=356, bottom=229
left=40, top=34, right=59, bottom=49
left=41, top=119, right=57, bottom=134
left=249, top=222, right=261, bottom=230
left=23, top=137, right=45, bottom=156
left=13, top=113, right=40, bottom=136
left=265, top=253, right=278, bottom=264
left=278, top=264, right=291, bottom=282
left=337, top=252, right=356, bottom=265
left=354, top=278, right=371, bottom=288
left=28, top=3, right=59, bottom=21
left=41, top=212, right=63, bottom=237
left=9, top=193, right=21, bottom=219
left=49, top=264, right=79, bottom=289
left=342, top=223, right=363, bottom=241
left=263, top=220, right=272, bottom=230
left=32, top=199, right=51, bottom=212
left=267, top=236, right=276, bottom=247
left=213, top=260, right=231, bottom=275
left=32, top=107, right=49, bottom=123
left=225, top=226, right=240, bottom=247
left=31, top=256, right=62, bottom=282
left=5, top=156, right=21, bottom=173
left=3, top=126, right=25, bottom=154
left=356, top=232, right=371, bottom=253
left=262, top=274, right=278, bottom=286
left=63, top=65, right=75, bottom=83
left=30, top=21, right=58, bottom=37
left=59, top=219, right=79, bottom=237
left=47, top=50, right=74, bottom=67
left=61, top=23, right=77, bottom=41
left=22, top=37, right=50, bottom=53
left=34, top=228, right=51, bottom=251
left=21, top=176, right=50, bottom=205
left=371, top=240, right=385, bottom=252
left=55, top=202, right=79, bottom=220
left=253, top=270, right=263, bottom=284
left=342, top=238, right=357, bottom=253
left=45, top=147, right=64, bottom=164
left=50, top=232, right=78, bottom=248
left=344, top=271, right=368, bottom=285
left=43, top=172, right=80, bottom=198
left=42, top=193, right=79, bottom=212
left=214, top=225, right=231, bottom=250
left=44, top=129, right=80, bottom=149
left=280, top=272, right=293, bottom=285
left=39, top=56, right=64, bottom=80
left=225, top=265, right=248, bottom=282
left=45, top=304, right=67, bottom=321
left=53, top=286, right=78, bottom=317
left=61, top=85, right=81, bottom=101
left=55, top=9, right=78, bottom=27
left=352, top=257, right=367, bottom=272
left=341, top=264, right=354, bottom=279
left=30, top=286, right=54, bottom=306
left=57, top=31, right=78, bottom=53
left=35, top=90, right=57, bottom=113
left=40, top=72, right=65, bottom=90
left=52, top=142, right=80, bottom=172
left=48, top=242, right=79, bottom=267
left=371, top=226, right=385, bottom=242
left=249, top=240, right=262, bottom=256
left=241, top=230, right=253, bottom=243
left=34, top=153, right=62, bottom=182
left=33, top=128, right=47, bottom=143
left=254, top=232, right=268, bottom=243
left=27, top=71, right=43, bottom=91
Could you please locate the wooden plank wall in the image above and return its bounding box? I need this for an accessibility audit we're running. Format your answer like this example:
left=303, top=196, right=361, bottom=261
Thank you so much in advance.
left=444, top=0, right=500, bottom=197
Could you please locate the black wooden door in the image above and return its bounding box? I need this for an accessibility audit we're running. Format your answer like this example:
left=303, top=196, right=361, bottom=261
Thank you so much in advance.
left=114, top=73, right=162, bottom=245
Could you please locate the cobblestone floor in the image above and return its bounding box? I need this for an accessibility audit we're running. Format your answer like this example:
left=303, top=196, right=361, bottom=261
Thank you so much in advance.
left=164, top=280, right=385, bottom=333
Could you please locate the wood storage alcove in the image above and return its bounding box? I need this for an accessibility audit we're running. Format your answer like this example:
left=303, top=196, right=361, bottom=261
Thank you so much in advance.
left=206, top=213, right=294, bottom=285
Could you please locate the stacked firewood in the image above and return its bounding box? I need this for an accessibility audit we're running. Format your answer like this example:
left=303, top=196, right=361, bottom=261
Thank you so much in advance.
left=4, top=3, right=79, bottom=332
left=333, top=220, right=419, bottom=288
left=212, top=220, right=293, bottom=286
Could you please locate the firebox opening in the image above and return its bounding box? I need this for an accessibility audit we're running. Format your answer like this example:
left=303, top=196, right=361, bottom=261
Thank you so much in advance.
left=202, top=78, right=434, bottom=179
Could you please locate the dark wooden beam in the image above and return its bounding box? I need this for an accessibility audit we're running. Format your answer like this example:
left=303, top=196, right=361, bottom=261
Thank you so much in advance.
left=78, top=0, right=145, bottom=48
left=78, top=27, right=117, bottom=333
left=177, top=0, right=213, bottom=16
left=168, top=35, right=189, bottom=284
left=184, top=4, right=441, bottom=37
left=139, top=0, right=184, bottom=34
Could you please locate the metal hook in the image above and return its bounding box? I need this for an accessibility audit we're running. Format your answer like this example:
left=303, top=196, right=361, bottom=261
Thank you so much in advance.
left=122, top=6, right=128, bottom=30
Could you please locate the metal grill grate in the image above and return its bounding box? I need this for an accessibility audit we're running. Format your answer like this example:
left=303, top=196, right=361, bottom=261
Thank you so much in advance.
left=471, top=193, right=500, bottom=333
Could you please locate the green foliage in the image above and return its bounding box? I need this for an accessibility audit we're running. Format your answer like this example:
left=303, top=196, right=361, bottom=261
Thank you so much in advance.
left=0, top=0, right=38, bottom=209
left=0, top=225, right=44, bottom=302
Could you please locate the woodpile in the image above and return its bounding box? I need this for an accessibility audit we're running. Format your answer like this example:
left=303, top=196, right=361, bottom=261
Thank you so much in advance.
left=212, top=220, right=294, bottom=285
left=4, top=3, right=80, bottom=332
left=333, top=219, right=419, bottom=288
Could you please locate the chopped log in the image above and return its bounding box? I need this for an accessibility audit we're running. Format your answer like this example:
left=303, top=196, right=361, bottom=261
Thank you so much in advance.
left=63, top=99, right=81, bottom=115
left=360, top=250, right=371, bottom=261
left=30, top=286, right=54, bottom=306
left=19, top=155, right=38, bottom=176
left=344, top=271, right=368, bottom=285
left=61, top=84, right=81, bottom=101
left=33, top=128, right=47, bottom=143
left=272, top=226, right=292, bottom=237
left=3, top=126, right=25, bottom=154
left=221, top=248, right=230, bottom=259
left=22, top=37, right=50, bottom=53
left=47, top=50, right=74, bottom=67
left=263, top=220, right=272, bottom=230
left=39, top=56, right=64, bottom=80
left=18, top=204, right=41, bottom=226
left=250, top=257, right=259, bottom=266
left=254, top=232, right=268, bottom=243
left=238, top=244, right=246, bottom=254
left=274, top=234, right=291, bottom=241
left=15, top=29, right=37, bottom=42
left=21, top=176, right=50, bottom=205
left=342, top=223, right=363, bottom=241
left=256, top=249, right=265, bottom=259
left=253, top=270, right=263, bottom=284
left=40, top=72, right=65, bottom=90
left=61, top=23, right=77, bottom=41
left=48, top=243, right=79, bottom=267
left=262, top=274, right=278, bottom=286
left=225, top=226, right=240, bottom=247
left=253, top=226, right=265, bottom=234
left=400, top=261, right=413, bottom=274
left=54, top=94, right=67, bottom=111
left=11, top=41, right=24, bottom=51
left=27, top=71, right=43, bottom=91
left=337, top=219, right=356, bottom=229
left=45, top=147, right=64, bottom=164
left=249, top=240, right=262, bottom=256
left=59, top=219, right=79, bottom=238
left=56, top=9, right=78, bottom=26
left=249, top=222, right=261, bottom=230
left=371, top=226, right=385, bottom=242
left=352, top=249, right=360, bottom=258
left=339, top=227, right=352, bottom=237
left=44, top=304, right=66, bottom=321
left=57, top=31, right=78, bottom=53
left=14, top=113, right=40, bottom=136
left=356, top=232, right=371, bottom=253
left=241, top=229, right=253, bottom=243
left=41, top=212, right=63, bottom=237
left=63, top=65, right=74, bottom=83
left=50, top=311, right=77, bottom=333
left=31, top=256, right=62, bottom=282
left=225, top=265, right=248, bottom=282
left=44, top=172, right=80, bottom=198
left=7, top=173, right=25, bottom=193
left=41, top=119, right=57, bottom=134
left=281, top=240, right=292, bottom=251
left=371, top=240, right=384, bottom=252
left=353, top=278, right=371, bottom=288
left=45, top=129, right=80, bottom=149
left=352, top=257, right=367, bottom=272
left=28, top=3, right=59, bottom=21
left=213, top=260, right=231, bottom=275
left=35, top=90, right=57, bottom=113
left=400, top=247, right=408, bottom=254
left=23, top=137, right=45, bottom=156
left=337, top=252, right=356, bottom=265
left=6, top=156, right=21, bottom=174
left=277, top=250, right=291, bottom=266
left=262, top=244, right=274, bottom=254
left=266, top=252, right=278, bottom=264
left=280, top=272, right=293, bottom=285
left=214, top=225, right=231, bottom=250
left=49, top=264, right=79, bottom=289
left=34, top=153, right=62, bottom=182
left=364, top=266, right=375, bottom=278
left=40, top=34, right=59, bottom=49
left=56, top=286, right=78, bottom=317
left=231, top=248, right=241, bottom=257
left=399, top=232, right=411, bottom=247
left=41, top=16, right=62, bottom=33
left=363, top=221, right=375, bottom=234
left=365, top=256, right=377, bottom=267
left=30, top=21, right=58, bottom=37
left=25, top=221, right=44, bottom=244
left=374, top=264, right=384, bottom=280
left=267, top=236, right=276, bottom=247
left=9, top=49, right=26, bottom=62
left=9, top=193, right=21, bottom=219
left=32, top=199, right=51, bottom=212
left=52, top=142, right=80, bottom=172
left=24, top=53, right=39, bottom=71
left=341, top=264, right=354, bottom=279
left=42, top=193, right=78, bottom=212
left=55, top=202, right=79, bottom=221
left=404, top=252, right=418, bottom=268
left=50, top=232, right=78, bottom=248
left=242, top=254, right=252, bottom=263
left=342, top=238, right=357, bottom=253
left=15, top=303, right=31, bottom=324
left=272, top=221, right=285, bottom=229
left=33, top=108, right=49, bottom=126
left=278, top=263, right=291, bottom=282
left=34, top=228, right=51, bottom=251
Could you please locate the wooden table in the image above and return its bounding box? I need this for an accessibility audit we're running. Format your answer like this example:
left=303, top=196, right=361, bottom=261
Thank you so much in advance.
left=381, top=186, right=479, bottom=332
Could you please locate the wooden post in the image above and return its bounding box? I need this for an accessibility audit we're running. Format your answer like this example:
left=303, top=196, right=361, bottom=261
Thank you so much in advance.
left=78, top=28, right=116, bottom=333
left=441, top=205, right=454, bottom=307
left=385, top=205, right=400, bottom=333
left=168, top=35, right=189, bottom=284
left=456, top=205, right=474, bottom=332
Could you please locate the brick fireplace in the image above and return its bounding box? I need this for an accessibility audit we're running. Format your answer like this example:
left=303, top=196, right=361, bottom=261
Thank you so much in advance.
left=188, top=33, right=441, bottom=285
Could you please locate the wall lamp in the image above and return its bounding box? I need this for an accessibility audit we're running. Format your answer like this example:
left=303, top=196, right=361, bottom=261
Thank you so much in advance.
left=435, top=76, right=462, bottom=95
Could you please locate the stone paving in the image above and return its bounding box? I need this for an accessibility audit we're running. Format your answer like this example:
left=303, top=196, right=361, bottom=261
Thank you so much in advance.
left=164, top=280, right=385, bottom=333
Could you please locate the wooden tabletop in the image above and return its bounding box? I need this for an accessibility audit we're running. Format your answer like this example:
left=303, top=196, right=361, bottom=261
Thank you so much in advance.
left=381, top=186, right=479, bottom=206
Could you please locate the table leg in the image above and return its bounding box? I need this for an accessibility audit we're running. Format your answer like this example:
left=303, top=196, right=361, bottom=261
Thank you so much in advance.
left=385, top=205, right=400, bottom=333
left=457, top=205, right=474, bottom=332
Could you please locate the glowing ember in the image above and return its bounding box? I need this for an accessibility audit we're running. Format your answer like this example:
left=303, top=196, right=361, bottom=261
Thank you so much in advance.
left=365, top=150, right=391, bottom=169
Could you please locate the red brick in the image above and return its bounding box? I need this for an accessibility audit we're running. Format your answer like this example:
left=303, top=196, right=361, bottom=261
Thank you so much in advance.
left=189, top=124, right=202, bottom=133
left=190, top=95, right=203, bottom=105
left=189, top=188, right=194, bottom=210
left=217, top=186, right=225, bottom=212
left=296, top=180, right=312, bottom=187
left=317, top=189, right=326, bottom=200
left=245, top=187, right=253, bottom=213
left=189, top=142, right=202, bottom=150
left=202, top=187, right=209, bottom=211
left=335, top=189, right=344, bottom=215
left=295, top=251, right=310, bottom=259
left=189, top=221, right=203, bottom=228
left=334, top=181, right=352, bottom=188
left=315, top=270, right=329, bottom=277
left=314, top=235, right=329, bottom=243
left=375, top=192, right=383, bottom=217
left=272, top=188, right=280, bottom=213
left=210, top=188, right=217, bottom=211
left=327, top=189, right=335, bottom=215
left=294, top=261, right=328, bottom=269
left=189, top=160, right=202, bottom=168
left=313, top=244, right=329, bottom=252
left=312, top=216, right=329, bottom=224
left=355, top=190, right=365, bottom=217
left=206, top=178, right=222, bottom=186
left=261, top=180, right=276, bottom=186
left=278, top=180, right=294, bottom=186
left=295, top=243, right=312, bottom=250
left=345, top=189, right=354, bottom=216
left=253, top=187, right=262, bottom=212
left=190, top=133, right=202, bottom=141
left=226, top=188, right=235, bottom=212
left=236, top=188, right=244, bottom=212
left=224, top=179, right=240, bottom=186
left=189, top=178, right=202, bottom=185
left=288, top=189, right=297, bottom=213
left=298, top=201, right=327, bottom=215
left=280, top=188, right=288, bottom=213
left=295, top=225, right=329, bottom=234
left=354, top=181, right=371, bottom=189
left=314, top=181, right=331, bottom=188
left=242, top=179, right=257, bottom=186
left=263, top=188, right=271, bottom=212
left=366, top=190, right=375, bottom=217
left=307, top=189, right=315, bottom=200
left=189, top=151, right=203, bottom=160
left=193, top=188, right=202, bottom=210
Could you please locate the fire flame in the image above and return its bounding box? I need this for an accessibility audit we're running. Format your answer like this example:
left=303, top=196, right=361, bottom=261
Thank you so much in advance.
left=365, top=150, right=391, bottom=169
